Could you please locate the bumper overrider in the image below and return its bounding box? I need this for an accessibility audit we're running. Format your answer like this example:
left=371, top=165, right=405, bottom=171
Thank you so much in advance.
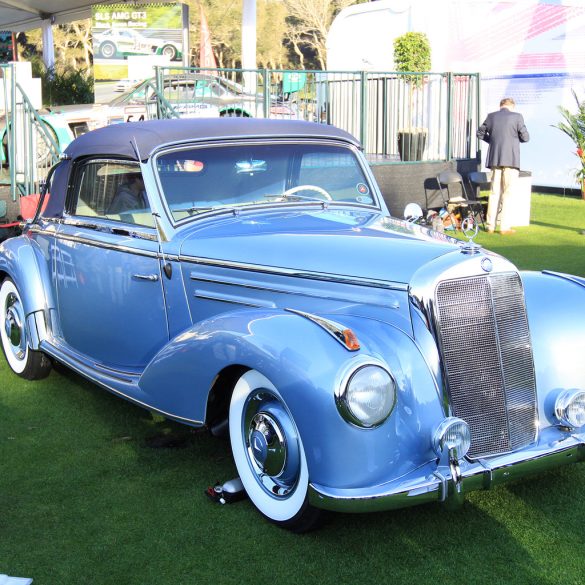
left=309, top=426, right=585, bottom=513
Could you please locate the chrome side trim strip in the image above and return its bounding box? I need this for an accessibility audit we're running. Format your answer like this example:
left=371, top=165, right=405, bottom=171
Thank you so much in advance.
left=189, top=273, right=404, bottom=307
left=182, top=255, right=408, bottom=292
left=61, top=217, right=158, bottom=242
left=35, top=227, right=407, bottom=294
left=47, top=340, right=139, bottom=383
left=41, top=341, right=204, bottom=426
left=32, top=229, right=182, bottom=262
left=194, top=290, right=276, bottom=308
left=40, top=231, right=161, bottom=259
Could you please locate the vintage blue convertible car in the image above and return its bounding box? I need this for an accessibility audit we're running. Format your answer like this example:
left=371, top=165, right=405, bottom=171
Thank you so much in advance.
left=1, top=118, right=584, bottom=531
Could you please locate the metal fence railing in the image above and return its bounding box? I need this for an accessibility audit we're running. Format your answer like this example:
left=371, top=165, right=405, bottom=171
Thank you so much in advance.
left=0, top=65, right=479, bottom=204
left=1, top=64, right=61, bottom=201
left=154, top=66, right=480, bottom=163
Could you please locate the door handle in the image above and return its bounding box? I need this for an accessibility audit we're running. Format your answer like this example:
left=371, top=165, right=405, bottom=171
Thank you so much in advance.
left=132, top=274, right=159, bottom=282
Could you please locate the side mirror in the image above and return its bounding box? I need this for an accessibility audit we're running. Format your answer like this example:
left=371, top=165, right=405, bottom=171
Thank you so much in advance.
left=404, top=202, right=424, bottom=222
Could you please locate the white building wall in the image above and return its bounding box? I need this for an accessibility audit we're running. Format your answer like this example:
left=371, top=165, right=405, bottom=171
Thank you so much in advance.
left=327, top=0, right=585, bottom=188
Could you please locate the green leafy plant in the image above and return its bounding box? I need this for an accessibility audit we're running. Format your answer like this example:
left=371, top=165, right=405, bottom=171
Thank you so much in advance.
left=554, top=90, right=585, bottom=193
left=31, top=59, right=94, bottom=106
left=393, top=32, right=431, bottom=87
left=393, top=32, right=431, bottom=160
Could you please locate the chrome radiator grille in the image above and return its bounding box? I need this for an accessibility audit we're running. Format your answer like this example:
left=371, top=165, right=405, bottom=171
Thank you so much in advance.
left=434, top=272, right=537, bottom=458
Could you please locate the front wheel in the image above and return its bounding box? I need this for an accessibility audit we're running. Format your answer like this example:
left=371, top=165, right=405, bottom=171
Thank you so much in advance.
left=229, top=370, right=321, bottom=532
left=220, top=110, right=245, bottom=117
left=0, top=278, right=51, bottom=380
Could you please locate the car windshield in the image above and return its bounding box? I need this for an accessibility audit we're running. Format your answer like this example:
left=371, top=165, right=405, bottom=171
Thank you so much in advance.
left=109, top=76, right=217, bottom=107
left=155, top=142, right=377, bottom=222
left=109, top=80, right=151, bottom=106
left=217, top=77, right=248, bottom=96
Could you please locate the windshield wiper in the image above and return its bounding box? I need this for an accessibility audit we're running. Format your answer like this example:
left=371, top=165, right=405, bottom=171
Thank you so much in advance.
left=173, top=205, right=222, bottom=215
left=174, top=194, right=329, bottom=217
left=264, top=193, right=330, bottom=204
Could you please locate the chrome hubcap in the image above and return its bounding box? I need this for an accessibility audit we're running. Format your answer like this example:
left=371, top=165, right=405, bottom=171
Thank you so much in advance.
left=244, top=391, right=301, bottom=498
left=4, top=293, right=26, bottom=360
left=249, top=413, right=286, bottom=477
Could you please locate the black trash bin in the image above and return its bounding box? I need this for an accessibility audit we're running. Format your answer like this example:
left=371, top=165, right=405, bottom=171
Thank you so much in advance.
left=397, top=129, right=427, bottom=161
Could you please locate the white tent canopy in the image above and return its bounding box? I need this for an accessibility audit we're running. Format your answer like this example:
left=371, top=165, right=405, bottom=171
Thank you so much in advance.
left=0, top=0, right=113, bottom=31
left=0, top=0, right=120, bottom=67
left=0, top=0, right=257, bottom=74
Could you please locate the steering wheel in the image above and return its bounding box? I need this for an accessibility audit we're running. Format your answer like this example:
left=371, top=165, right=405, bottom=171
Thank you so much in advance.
left=282, top=184, right=333, bottom=201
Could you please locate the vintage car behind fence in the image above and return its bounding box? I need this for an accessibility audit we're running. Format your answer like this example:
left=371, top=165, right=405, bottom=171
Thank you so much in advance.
left=1, top=118, right=584, bottom=531
left=36, top=73, right=298, bottom=156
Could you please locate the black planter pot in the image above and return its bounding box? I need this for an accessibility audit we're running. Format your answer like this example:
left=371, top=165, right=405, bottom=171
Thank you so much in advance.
left=397, top=130, right=427, bottom=161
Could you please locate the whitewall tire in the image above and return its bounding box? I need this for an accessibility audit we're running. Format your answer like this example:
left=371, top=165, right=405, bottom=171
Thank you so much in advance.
left=0, top=278, right=51, bottom=380
left=229, top=370, right=321, bottom=531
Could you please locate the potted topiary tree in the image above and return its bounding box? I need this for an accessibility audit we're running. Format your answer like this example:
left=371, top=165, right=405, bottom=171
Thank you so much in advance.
left=554, top=90, right=585, bottom=199
left=393, top=32, right=431, bottom=161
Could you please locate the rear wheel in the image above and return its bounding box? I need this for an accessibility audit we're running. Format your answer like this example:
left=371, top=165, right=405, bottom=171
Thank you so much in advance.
left=0, top=278, right=51, bottom=380
left=36, top=124, right=58, bottom=167
left=2, top=123, right=58, bottom=167
left=99, top=41, right=116, bottom=59
left=229, top=370, right=321, bottom=532
left=161, top=44, right=177, bottom=60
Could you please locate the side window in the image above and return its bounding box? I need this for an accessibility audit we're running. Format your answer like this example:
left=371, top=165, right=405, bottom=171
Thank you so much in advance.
left=72, top=160, right=154, bottom=228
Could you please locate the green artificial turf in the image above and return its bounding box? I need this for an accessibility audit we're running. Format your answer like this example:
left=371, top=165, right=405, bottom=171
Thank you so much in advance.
left=1, top=194, right=585, bottom=585
left=469, top=193, right=585, bottom=276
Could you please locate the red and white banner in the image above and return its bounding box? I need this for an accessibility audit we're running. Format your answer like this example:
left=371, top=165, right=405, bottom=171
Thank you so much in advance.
left=199, top=5, right=217, bottom=69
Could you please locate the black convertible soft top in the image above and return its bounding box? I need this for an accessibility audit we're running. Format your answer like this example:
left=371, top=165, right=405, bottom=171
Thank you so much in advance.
left=63, top=117, right=361, bottom=161
left=42, top=118, right=361, bottom=219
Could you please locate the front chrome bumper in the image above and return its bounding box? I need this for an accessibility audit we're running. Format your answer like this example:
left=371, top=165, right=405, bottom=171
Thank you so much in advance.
left=308, top=428, right=585, bottom=513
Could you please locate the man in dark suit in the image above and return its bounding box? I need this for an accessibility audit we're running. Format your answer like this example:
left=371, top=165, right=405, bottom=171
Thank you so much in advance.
left=477, top=97, right=530, bottom=234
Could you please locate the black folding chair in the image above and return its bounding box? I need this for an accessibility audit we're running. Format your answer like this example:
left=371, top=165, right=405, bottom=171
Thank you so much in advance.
left=436, top=170, right=485, bottom=230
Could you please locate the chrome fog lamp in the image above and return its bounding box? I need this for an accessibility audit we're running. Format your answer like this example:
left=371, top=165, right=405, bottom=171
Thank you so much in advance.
left=555, top=389, right=585, bottom=429
left=433, top=417, right=471, bottom=459
left=337, top=364, right=396, bottom=428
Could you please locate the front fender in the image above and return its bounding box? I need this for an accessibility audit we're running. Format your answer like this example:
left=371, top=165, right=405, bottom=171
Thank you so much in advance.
left=0, top=235, right=55, bottom=348
left=139, top=307, right=352, bottom=424
left=139, top=307, right=445, bottom=489
left=522, top=270, right=585, bottom=428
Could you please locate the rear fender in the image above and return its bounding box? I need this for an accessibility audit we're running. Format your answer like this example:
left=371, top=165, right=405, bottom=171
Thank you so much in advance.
left=0, top=236, right=55, bottom=348
left=44, top=116, right=74, bottom=150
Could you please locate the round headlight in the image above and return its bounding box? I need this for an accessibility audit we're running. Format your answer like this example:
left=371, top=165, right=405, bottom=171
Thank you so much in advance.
left=337, top=364, right=396, bottom=428
left=555, top=389, right=585, bottom=429
left=433, top=417, right=471, bottom=459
